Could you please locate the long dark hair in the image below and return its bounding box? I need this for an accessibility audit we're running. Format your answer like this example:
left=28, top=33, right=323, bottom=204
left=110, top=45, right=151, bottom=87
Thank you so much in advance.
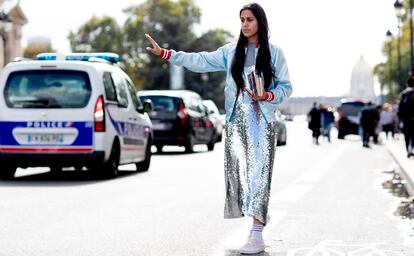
left=231, top=3, right=275, bottom=93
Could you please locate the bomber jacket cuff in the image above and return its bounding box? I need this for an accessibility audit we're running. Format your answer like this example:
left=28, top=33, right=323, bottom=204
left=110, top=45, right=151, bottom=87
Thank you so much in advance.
left=265, top=91, right=274, bottom=102
left=159, top=48, right=173, bottom=60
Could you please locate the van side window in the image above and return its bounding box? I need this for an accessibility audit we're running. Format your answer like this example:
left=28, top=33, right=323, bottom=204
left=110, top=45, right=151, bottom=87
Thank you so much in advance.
left=125, top=78, right=142, bottom=110
left=102, top=72, right=117, bottom=102
left=111, top=73, right=129, bottom=108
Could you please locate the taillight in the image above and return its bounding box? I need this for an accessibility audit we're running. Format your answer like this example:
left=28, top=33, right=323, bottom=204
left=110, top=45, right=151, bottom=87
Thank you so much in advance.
left=177, top=102, right=188, bottom=127
left=94, top=96, right=105, bottom=132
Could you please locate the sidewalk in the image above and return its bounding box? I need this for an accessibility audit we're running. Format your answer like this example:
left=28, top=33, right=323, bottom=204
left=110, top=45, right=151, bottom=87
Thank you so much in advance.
left=385, top=137, right=414, bottom=196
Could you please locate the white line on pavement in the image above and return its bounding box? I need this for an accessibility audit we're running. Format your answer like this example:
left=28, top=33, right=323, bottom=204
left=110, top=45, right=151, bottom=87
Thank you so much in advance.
left=271, top=144, right=348, bottom=204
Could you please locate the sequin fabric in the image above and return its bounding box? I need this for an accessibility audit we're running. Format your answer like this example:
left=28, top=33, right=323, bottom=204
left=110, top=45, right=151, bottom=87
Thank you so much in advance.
left=224, top=90, right=277, bottom=225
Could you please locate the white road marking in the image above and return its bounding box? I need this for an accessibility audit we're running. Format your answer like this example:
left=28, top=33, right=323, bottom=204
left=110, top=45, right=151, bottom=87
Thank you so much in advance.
left=271, top=144, right=347, bottom=204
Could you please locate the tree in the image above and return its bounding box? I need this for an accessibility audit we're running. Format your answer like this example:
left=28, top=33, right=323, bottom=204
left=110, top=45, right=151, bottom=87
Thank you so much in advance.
left=23, top=42, right=55, bottom=59
left=122, top=0, right=201, bottom=90
left=375, top=2, right=414, bottom=101
left=68, top=15, right=123, bottom=53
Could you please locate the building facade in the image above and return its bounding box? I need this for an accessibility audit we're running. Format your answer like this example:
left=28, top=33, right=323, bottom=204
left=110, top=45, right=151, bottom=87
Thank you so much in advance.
left=0, top=0, right=27, bottom=68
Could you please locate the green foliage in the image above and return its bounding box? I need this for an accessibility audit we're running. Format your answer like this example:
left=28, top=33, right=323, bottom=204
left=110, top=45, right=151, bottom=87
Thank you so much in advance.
left=376, top=4, right=414, bottom=100
left=68, top=15, right=123, bottom=53
left=23, top=42, right=55, bottom=59
left=122, top=0, right=202, bottom=90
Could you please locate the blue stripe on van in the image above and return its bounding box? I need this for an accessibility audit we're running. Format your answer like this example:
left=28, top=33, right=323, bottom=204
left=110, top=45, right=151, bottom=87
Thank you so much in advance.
left=0, top=121, right=93, bottom=146
left=106, top=110, right=150, bottom=139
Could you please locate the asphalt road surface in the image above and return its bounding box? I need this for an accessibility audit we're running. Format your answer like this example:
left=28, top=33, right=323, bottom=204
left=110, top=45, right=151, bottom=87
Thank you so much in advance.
left=1, top=119, right=413, bottom=255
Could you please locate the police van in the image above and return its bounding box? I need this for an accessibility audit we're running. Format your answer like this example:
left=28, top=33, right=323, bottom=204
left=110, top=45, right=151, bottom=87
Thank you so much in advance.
left=0, top=53, right=153, bottom=179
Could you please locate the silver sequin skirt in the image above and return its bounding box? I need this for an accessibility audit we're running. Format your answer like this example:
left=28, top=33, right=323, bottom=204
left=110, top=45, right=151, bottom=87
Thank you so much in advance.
left=224, top=91, right=277, bottom=225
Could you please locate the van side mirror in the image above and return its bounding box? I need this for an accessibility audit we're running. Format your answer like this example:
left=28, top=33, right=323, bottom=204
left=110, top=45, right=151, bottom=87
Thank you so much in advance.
left=143, top=99, right=153, bottom=113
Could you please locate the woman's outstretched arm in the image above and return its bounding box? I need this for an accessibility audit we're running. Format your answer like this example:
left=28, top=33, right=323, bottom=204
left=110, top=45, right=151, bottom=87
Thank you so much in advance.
left=145, top=33, right=228, bottom=73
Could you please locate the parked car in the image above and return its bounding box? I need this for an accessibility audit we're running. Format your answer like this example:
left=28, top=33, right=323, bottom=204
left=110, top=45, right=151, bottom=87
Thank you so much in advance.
left=337, top=99, right=367, bottom=139
left=0, top=53, right=153, bottom=179
left=202, top=99, right=223, bottom=142
left=138, top=90, right=217, bottom=153
left=275, top=110, right=287, bottom=146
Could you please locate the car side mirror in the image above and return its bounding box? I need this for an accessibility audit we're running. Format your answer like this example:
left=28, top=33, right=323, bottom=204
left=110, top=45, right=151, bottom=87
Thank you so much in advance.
left=143, top=99, right=153, bottom=113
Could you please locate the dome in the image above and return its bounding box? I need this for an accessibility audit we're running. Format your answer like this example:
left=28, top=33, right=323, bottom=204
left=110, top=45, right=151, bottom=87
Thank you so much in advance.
left=352, top=56, right=372, bottom=74
left=349, top=56, right=376, bottom=101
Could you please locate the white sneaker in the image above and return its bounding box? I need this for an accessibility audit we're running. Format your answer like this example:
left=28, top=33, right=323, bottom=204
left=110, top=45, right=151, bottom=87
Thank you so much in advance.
left=239, top=237, right=265, bottom=254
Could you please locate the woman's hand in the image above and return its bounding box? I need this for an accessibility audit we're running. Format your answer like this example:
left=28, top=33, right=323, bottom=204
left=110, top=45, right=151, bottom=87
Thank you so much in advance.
left=244, top=88, right=268, bottom=101
left=145, top=34, right=162, bottom=56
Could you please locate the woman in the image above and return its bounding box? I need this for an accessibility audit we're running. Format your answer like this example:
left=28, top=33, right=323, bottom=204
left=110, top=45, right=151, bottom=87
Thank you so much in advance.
left=145, top=3, right=292, bottom=254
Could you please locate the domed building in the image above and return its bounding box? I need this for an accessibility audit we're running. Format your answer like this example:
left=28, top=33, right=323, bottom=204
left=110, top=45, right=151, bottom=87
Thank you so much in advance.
left=349, top=56, right=376, bottom=101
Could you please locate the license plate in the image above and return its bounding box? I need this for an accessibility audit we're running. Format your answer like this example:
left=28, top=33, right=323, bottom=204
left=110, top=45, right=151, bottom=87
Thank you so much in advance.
left=152, top=123, right=168, bottom=130
left=27, top=134, right=64, bottom=144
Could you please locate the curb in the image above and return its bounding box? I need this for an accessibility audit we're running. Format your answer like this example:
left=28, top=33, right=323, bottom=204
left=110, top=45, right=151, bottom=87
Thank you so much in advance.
left=386, top=140, right=414, bottom=197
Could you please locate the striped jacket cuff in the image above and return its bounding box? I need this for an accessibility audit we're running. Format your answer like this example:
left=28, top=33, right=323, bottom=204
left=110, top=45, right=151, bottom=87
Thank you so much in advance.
left=159, top=48, right=172, bottom=60
left=265, top=92, right=274, bottom=101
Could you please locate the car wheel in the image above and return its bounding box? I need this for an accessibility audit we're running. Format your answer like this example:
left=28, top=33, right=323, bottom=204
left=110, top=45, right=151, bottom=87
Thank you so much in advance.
left=185, top=133, right=194, bottom=153
left=207, top=139, right=215, bottom=151
left=0, top=166, right=16, bottom=180
left=136, top=137, right=152, bottom=172
left=216, top=133, right=222, bottom=142
left=101, top=140, right=120, bottom=178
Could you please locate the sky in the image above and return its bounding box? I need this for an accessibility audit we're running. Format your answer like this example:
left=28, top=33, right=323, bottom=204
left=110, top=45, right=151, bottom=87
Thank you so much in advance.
left=18, top=0, right=398, bottom=97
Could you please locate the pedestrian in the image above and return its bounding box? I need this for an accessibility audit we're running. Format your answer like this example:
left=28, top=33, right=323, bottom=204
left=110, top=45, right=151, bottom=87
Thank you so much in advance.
left=307, top=102, right=321, bottom=145
left=359, top=102, right=380, bottom=148
left=380, top=103, right=393, bottom=140
left=398, top=76, right=414, bottom=158
left=320, top=104, right=335, bottom=142
left=145, top=3, right=292, bottom=254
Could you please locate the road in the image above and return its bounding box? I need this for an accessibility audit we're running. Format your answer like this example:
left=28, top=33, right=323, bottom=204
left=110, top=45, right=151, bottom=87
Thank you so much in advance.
left=0, top=119, right=413, bottom=255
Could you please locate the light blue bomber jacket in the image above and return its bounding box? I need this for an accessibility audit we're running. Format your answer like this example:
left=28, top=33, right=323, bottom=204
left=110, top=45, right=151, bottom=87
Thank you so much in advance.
left=162, top=42, right=292, bottom=124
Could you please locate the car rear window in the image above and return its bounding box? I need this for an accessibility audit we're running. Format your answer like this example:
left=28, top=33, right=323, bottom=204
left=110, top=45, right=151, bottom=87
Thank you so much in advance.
left=340, top=102, right=366, bottom=116
left=139, top=96, right=177, bottom=111
left=4, top=70, right=91, bottom=108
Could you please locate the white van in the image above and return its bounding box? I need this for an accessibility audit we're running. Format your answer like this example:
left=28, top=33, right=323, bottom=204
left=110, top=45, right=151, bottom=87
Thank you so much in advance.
left=0, top=53, right=153, bottom=179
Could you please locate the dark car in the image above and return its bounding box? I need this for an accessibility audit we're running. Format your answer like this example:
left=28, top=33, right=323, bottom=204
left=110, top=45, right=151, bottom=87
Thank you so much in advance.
left=337, top=99, right=367, bottom=139
left=137, top=90, right=217, bottom=153
left=203, top=99, right=223, bottom=142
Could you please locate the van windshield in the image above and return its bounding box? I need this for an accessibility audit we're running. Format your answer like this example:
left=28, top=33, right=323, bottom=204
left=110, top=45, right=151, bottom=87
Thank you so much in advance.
left=4, top=70, right=91, bottom=108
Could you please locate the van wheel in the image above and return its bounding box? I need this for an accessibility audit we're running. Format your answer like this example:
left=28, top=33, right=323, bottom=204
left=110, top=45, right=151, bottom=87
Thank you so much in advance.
left=185, top=134, right=194, bottom=153
left=0, top=166, right=16, bottom=180
left=49, top=166, right=61, bottom=173
left=102, top=141, right=120, bottom=178
left=136, top=137, right=152, bottom=172
left=156, top=145, right=163, bottom=153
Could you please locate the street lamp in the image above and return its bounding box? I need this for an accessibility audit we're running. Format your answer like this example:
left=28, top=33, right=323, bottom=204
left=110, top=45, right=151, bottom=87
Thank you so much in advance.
left=394, top=0, right=404, bottom=93
left=0, top=10, right=12, bottom=67
left=386, top=29, right=394, bottom=99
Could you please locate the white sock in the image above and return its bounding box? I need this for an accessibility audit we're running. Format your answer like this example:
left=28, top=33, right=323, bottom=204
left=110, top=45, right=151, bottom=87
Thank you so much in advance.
left=250, top=224, right=264, bottom=240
